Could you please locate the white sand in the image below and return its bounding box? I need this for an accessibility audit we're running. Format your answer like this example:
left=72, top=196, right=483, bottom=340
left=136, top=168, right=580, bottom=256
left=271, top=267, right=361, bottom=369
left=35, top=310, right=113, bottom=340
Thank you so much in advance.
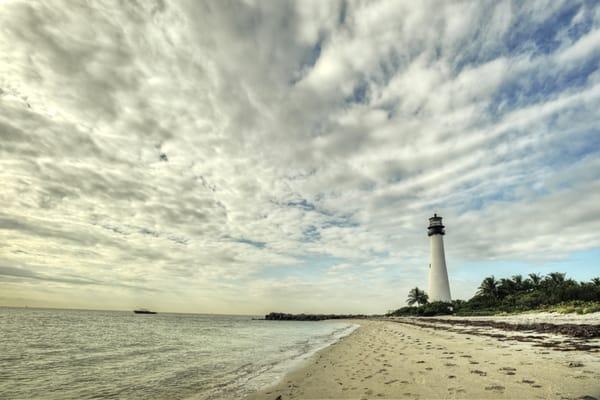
left=248, top=319, right=600, bottom=399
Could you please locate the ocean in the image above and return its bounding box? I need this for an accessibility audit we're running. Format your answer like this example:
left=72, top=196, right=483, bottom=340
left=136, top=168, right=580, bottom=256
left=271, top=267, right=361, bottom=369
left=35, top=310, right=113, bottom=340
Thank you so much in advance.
left=0, top=307, right=358, bottom=399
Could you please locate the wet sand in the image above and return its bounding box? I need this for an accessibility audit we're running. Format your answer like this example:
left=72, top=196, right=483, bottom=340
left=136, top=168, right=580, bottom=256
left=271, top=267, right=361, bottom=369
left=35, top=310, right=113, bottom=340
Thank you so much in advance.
left=248, top=319, right=600, bottom=399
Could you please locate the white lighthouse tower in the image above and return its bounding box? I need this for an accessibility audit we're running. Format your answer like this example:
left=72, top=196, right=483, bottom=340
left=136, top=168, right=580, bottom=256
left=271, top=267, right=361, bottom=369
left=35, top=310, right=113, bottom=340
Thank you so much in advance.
left=427, top=214, right=451, bottom=302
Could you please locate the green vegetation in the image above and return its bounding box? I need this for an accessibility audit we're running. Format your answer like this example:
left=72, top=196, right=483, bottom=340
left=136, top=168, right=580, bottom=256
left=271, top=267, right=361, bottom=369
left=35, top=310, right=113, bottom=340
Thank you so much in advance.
left=531, top=300, right=600, bottom=315
left=388, top=273, right=600, bottom=317
left=388, top=301, right=454, bottom=317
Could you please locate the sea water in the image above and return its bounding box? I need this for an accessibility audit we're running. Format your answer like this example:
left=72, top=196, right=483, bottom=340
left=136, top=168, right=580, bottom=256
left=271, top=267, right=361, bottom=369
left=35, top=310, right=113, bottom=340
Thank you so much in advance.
left=0, top=308, right=357, bottom=399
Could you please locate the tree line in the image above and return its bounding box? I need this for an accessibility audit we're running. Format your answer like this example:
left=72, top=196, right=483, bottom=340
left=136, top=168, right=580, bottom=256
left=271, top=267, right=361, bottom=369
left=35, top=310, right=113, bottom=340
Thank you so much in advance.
left=389, top=272, right=600, bottom=317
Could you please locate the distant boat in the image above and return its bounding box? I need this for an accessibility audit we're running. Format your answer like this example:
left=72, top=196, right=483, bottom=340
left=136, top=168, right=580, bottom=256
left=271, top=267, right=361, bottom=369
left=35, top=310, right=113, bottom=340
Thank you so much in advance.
left=133, top=309, right=157, bottom=314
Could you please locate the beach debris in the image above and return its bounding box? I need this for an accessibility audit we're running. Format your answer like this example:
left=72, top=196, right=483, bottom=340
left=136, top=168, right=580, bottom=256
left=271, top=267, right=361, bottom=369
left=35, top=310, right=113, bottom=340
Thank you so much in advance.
left=414, top=318, right=600, bottom=339
left=567, top=361, right=584, bottom=368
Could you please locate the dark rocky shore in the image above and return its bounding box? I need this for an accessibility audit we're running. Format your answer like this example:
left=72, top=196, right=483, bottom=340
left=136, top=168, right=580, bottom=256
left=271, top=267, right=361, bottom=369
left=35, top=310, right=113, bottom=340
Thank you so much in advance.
left=265, top=312, right=369, bottom=321
left=427, top=317, right=600, bottom=338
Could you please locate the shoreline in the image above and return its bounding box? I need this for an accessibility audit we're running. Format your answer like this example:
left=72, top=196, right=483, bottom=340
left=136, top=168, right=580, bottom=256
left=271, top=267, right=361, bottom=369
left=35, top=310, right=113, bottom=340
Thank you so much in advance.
left=247, top=315, right=600, bottom=399
left=240, top=321, right=360, bottom=399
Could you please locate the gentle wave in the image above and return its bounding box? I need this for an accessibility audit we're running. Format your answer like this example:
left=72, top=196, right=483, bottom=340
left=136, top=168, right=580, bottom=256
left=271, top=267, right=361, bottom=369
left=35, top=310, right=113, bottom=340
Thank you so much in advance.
left=0, top=308, right=358, bottom=400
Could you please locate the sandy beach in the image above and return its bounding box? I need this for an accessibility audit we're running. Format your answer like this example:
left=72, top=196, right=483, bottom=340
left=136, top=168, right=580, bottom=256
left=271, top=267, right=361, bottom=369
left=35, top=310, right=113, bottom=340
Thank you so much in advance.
left=248, top=316, right=600, bottom=399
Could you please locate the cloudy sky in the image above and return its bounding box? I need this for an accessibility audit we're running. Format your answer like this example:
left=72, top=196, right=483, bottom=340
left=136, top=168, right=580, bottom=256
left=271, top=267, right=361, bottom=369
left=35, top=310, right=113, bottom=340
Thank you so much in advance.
left=1, top=0, right=599, bottom=314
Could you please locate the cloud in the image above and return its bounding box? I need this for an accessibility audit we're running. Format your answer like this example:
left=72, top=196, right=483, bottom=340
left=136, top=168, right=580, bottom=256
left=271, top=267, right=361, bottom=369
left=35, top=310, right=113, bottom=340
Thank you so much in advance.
left=0, top=265, right=157, bottom=292
left=0, top=0, right=598, bottom=313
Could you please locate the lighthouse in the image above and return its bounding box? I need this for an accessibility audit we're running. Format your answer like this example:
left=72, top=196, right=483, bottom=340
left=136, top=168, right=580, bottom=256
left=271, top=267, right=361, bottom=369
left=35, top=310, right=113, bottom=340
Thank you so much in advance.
left=427, top=214, right=451, bottom=302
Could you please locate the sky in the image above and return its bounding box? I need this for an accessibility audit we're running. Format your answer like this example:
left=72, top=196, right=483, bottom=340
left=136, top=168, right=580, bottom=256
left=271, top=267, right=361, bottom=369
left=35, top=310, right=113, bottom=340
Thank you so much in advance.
left=0, top=0, right=599, bottom=315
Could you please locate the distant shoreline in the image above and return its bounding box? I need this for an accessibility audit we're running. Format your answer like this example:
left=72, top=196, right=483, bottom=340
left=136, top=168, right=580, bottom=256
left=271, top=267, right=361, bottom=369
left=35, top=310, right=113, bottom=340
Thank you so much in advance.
left=265, top=312, right=371, bottom=321
left=0, top=306, right=262, bottom=318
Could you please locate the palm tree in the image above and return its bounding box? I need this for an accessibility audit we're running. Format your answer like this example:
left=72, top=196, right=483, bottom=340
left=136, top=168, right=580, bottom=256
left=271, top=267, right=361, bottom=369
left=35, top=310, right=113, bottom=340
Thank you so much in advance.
left=511, top=275, right=524, bottom=292
left=545, top=272, right=566, bottom=287
left=591, top=277, right=600, bottom=287
left=477, top=276, right=498, bottom=299
left=498, top=278, right=517, bottom=296
left=407, top=287, right=429, bottom=306
left=528, top=273, right=542, bottom=288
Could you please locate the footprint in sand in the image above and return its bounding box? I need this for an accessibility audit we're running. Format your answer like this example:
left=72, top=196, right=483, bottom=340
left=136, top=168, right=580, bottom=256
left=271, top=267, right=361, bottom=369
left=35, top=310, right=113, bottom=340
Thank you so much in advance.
left=499, top=367, right=516, bottom=375
left=485, top=385, right=505, bottom=392
left=448, top=375, right=456, bottom=379
left=521, top=379, right=535, bottom=384
left=385, top=379, right=398, bottom=385
left=470, top=369, right=487, bottom=376
left=416, top=360, right=425, bottom=364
